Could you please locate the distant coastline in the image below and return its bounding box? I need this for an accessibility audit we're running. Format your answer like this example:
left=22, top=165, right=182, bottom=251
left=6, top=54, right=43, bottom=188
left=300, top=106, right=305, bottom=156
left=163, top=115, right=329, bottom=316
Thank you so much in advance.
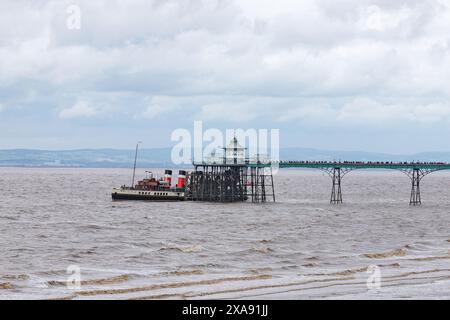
left=2, top=147, right=450, bottom=168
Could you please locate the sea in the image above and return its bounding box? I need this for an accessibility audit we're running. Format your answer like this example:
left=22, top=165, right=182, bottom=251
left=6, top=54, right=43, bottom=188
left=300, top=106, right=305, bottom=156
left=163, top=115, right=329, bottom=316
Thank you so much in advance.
left=0, top=167, right=449, bottom=299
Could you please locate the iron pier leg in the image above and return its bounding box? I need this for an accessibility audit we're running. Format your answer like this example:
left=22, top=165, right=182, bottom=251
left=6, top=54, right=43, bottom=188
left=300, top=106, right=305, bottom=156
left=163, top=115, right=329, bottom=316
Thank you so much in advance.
left=269, top=166, right=276, bottom=203
left=330, top=168, right=343, bottom=204
left=410, top=169, right=421, bottom=206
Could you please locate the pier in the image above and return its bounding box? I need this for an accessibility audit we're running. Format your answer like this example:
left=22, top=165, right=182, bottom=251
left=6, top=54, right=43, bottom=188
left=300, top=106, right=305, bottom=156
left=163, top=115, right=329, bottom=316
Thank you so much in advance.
left=180, top=158, right=450, bottom=205
left=186, top=163, right=275, bottom=203
left=186, top=137, right=275, bottom=203
left=277, top=161, right=450, bottom=205
left=158, top=136, right=450, bottom=205
left=183, top=136, right=450, bottom=205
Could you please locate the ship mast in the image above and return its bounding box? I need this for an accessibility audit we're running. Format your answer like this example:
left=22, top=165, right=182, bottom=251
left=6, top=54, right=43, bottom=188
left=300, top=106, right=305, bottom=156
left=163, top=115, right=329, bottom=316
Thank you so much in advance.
left=131, top=141, right=142, bottom=189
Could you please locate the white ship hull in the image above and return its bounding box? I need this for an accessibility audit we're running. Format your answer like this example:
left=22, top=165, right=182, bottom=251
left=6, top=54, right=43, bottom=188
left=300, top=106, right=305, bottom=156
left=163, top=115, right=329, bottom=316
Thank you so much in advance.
left=111, top=188, right=186, bottom=201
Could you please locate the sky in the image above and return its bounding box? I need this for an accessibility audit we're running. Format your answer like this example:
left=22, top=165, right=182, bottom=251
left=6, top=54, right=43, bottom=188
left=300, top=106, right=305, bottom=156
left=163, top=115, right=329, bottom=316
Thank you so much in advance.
left=1, top=0, right=450, bottom=153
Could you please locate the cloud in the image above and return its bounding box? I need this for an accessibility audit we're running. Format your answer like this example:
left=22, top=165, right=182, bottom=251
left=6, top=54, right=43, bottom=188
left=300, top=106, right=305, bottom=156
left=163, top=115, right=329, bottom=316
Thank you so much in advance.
left=142, top=105, right=173, bottom=120
left=199, top=102, right=262, bottom=122
left=59, top=100, right=97, bottom=119
left=337, top=97, right=450, bottom=125
left=1, top=0, right=450, bottom=151
left=1, top=0, right=447, bottom=98
left=139, top=95, right=195, bottom=120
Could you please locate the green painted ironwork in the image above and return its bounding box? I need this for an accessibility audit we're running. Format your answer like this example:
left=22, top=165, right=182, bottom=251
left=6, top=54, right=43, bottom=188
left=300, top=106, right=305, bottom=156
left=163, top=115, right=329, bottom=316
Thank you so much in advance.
left=277, top=162, right=450, bottom=170
left=198, top=161, right=450, bottom=171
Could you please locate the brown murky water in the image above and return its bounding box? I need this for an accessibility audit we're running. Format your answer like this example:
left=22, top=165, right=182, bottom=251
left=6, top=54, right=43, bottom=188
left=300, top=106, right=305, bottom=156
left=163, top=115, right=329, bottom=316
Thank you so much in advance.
left=0, top=167, right=449, bottom=299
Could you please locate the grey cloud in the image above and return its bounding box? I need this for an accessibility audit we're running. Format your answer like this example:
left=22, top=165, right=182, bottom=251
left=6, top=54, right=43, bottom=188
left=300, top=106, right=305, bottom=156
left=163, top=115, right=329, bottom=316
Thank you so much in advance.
left=1, top=0, right=450, bottom=151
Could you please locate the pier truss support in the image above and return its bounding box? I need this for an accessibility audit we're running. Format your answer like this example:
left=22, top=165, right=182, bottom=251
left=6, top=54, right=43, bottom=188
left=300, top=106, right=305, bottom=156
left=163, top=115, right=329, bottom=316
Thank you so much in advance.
left=410, top=169, right=421, bottom=206
left=321, top=167, right=353, bottom=204
left=250, top=166, right=276, bottom=203
left=187, top=164, right=275, bottom=203
left=398, top=168, right=439, bottom=206
left=188, top=165, right=247, bottom=202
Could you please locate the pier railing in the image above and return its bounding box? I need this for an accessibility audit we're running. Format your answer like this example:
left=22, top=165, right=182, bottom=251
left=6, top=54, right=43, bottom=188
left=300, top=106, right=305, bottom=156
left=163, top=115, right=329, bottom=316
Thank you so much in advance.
left=278, top=161, right=450, bottom=170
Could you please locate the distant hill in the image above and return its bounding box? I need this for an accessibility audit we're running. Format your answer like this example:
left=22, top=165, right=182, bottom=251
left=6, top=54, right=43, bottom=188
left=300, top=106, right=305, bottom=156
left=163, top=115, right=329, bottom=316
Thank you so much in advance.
left=1, top=148, right=450, bottom=168
left=0, top=148, right=173, bottom=168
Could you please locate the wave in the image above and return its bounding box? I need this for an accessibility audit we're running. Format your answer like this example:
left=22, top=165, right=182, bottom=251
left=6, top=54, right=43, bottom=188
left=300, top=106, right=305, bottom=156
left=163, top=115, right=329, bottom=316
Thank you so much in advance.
left=384, top=268, right=450, bottom=280
left=302, top=263, right=317, bottom=268
left=47, top=274, right=133, bottom=287
left=158, top=245, right=202, bottom=253
left=304, top=263, right=401, bottom=277
left=43, top=266, right=450, bottom=300
left=409, top=255, right=450, bottom=262
left=0, top=282, right=13, bottom=290
left=162, top=276, right=355, bottom=300
left=1, top=274, right=30, bottom=281
left=37, top=270, right=68, bottom=276
left=162, top=270, right=204, bottom=277
left=305, top=256, right=321, bottom=262
left=133, top=293, right=183, bottom=300
left=252, top=247, right=274, bottom=254
left=364, top=249, right=407, bottom=259
left=188, top=273, right=450, bottom=300
left=68, top=274, right=273, bottom=298
left=250, top=267, right=273, bottom=274
left=133, top=269, right=450, bottom=300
